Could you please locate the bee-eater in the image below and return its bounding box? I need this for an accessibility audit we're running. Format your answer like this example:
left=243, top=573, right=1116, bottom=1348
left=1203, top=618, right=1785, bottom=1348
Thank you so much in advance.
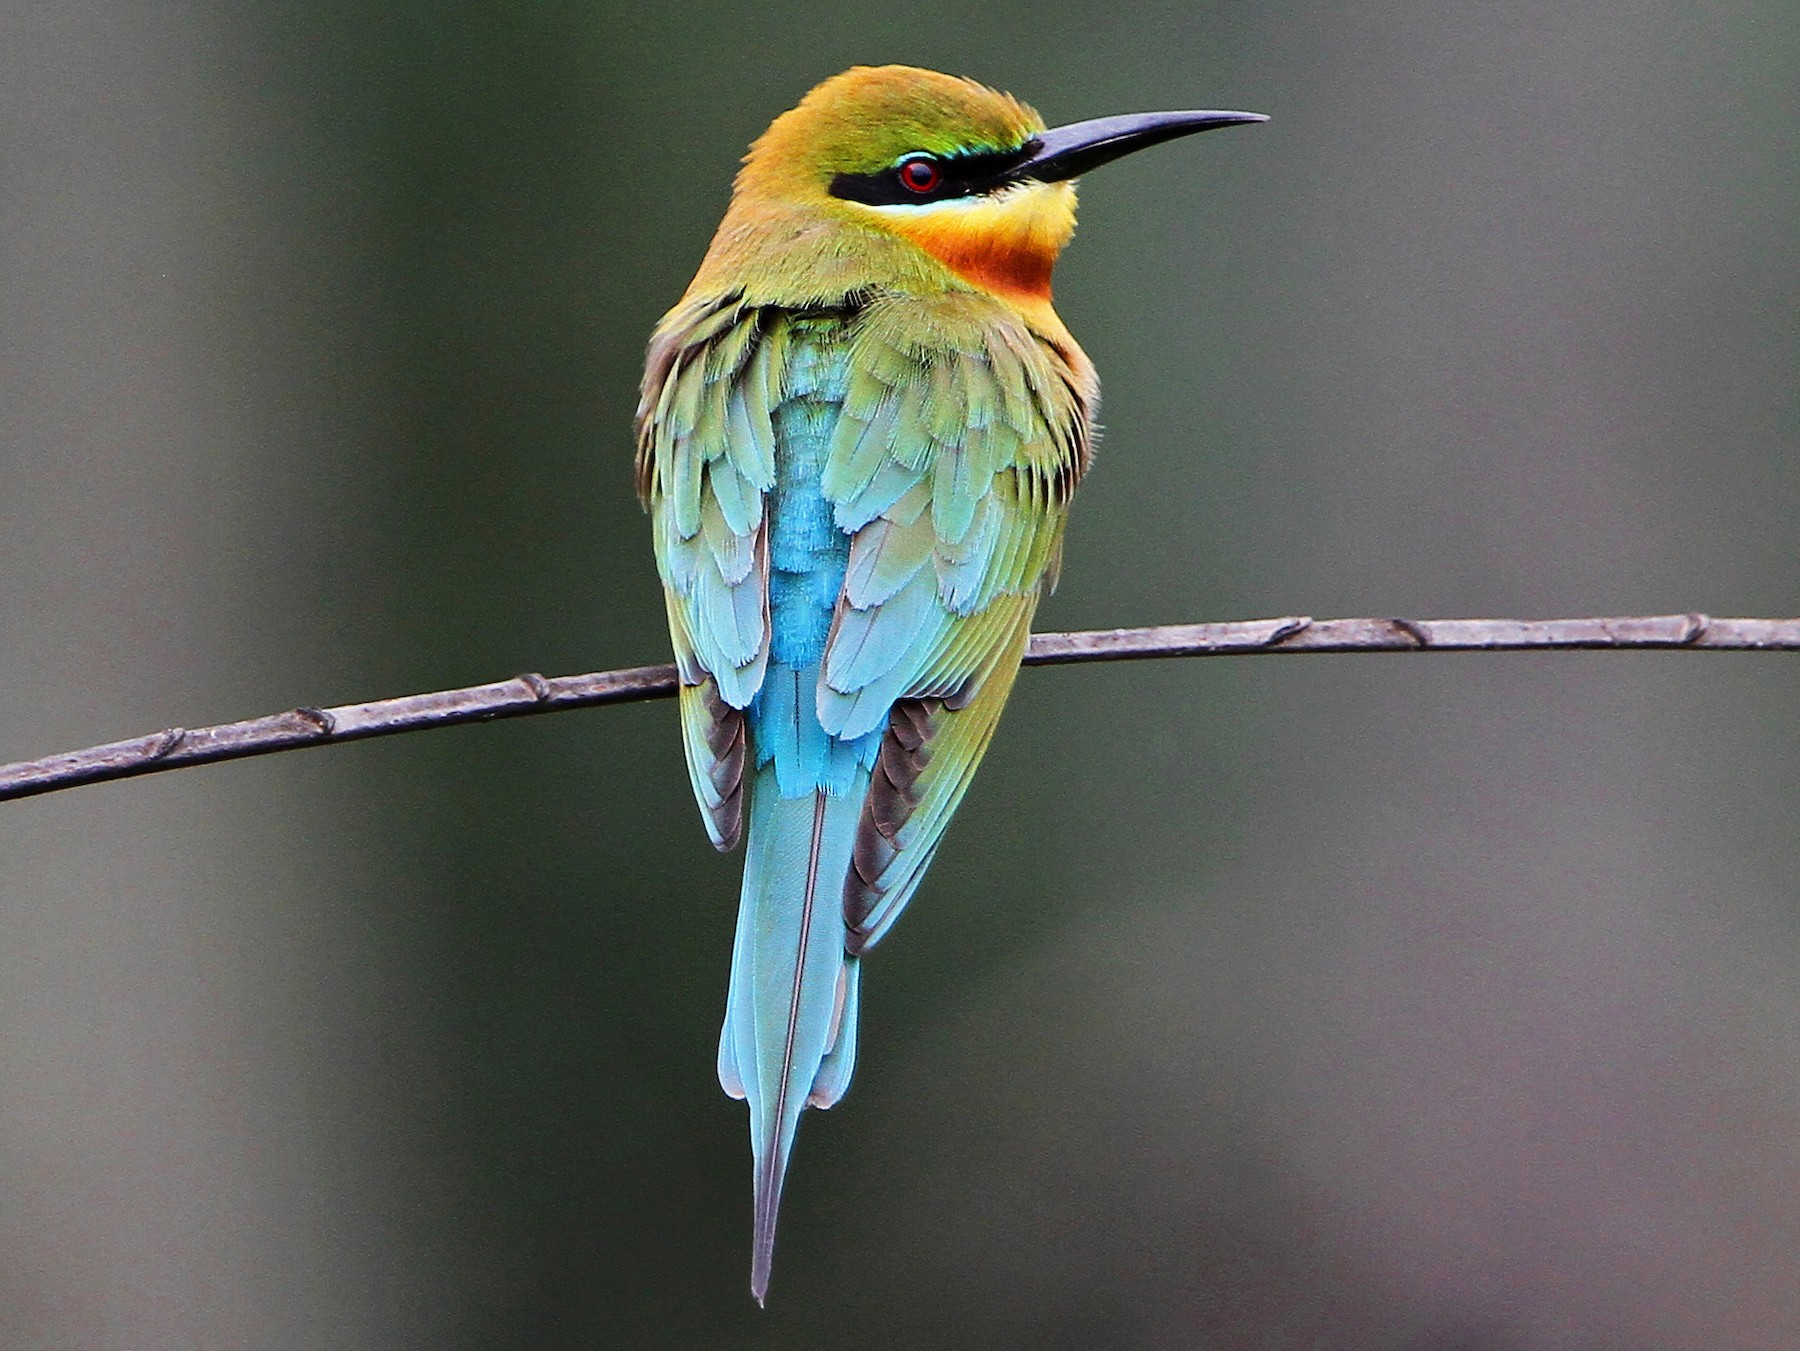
left=636, top=65, right=1263, bottom=1300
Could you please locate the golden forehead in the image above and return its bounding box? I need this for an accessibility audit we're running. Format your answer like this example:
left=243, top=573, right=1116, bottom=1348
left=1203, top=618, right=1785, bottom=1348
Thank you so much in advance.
left=750, top=65, right=1044, bottom=177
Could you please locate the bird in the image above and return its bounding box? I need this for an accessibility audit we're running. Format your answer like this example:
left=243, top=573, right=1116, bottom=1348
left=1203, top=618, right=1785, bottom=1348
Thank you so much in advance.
left=634, top=65, right=1264, bottom=1302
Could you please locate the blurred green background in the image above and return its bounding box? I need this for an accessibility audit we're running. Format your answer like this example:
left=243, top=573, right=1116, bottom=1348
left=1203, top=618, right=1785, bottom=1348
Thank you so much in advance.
left=3, top=2, right=1798, bottom=1347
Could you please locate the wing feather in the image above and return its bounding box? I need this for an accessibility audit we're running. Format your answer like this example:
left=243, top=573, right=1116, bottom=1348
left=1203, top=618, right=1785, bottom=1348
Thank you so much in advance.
left=820, top=293, right=1095, bottom=947
left=637, top=297, right=781, bottom=849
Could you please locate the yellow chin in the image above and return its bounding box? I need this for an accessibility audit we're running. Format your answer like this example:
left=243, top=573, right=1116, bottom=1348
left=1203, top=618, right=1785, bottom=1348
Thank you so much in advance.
left=867, top=180, right=1078, bottom=304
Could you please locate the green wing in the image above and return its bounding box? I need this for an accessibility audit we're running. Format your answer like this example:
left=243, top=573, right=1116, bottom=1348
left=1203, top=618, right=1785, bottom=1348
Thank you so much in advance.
left=636, top=296, right=786, bottom=850
left=818, top=292, right=1094, bottom=952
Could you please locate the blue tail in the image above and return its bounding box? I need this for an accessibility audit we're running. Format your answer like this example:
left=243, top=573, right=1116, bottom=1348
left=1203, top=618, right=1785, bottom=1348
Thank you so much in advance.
left=717, top=756, right=867, bottom=1304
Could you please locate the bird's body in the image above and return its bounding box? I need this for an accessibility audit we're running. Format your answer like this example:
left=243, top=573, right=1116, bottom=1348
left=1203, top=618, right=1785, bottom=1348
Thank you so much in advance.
left=635, top=66, right=1262, bottom=1300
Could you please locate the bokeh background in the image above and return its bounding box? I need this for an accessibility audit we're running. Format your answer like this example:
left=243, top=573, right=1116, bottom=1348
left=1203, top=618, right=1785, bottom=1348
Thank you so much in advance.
left=3, top=2, right=1798, bottom=1347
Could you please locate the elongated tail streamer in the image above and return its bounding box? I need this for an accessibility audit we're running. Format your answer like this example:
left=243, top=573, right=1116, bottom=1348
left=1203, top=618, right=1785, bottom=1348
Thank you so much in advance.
left=717, top=763, right=866, bottom=1303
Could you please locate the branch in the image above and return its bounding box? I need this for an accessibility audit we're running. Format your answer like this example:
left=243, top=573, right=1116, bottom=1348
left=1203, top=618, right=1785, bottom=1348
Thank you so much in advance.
left=2, top=613, right=1794, bottom=804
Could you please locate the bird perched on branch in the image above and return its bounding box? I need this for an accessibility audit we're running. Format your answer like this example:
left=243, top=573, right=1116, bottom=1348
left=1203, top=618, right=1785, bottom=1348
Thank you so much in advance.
left=635, top=64, right=1263, bottom=1301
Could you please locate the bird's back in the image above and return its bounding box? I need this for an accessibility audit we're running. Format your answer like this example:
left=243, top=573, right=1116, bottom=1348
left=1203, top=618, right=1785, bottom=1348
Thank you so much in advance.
left=759, top=314, right=882, bottom=795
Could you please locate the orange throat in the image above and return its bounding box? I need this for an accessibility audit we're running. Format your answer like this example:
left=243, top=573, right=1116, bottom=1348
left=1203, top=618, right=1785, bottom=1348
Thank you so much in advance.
left=915, top=229, right=1057, bottom=303
left=881, top=180, right=1077, bottom=309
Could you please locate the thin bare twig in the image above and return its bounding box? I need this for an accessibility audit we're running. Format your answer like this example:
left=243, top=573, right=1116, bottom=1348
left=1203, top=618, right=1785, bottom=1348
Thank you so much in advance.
left=1, top=613, right=1793, bottom=804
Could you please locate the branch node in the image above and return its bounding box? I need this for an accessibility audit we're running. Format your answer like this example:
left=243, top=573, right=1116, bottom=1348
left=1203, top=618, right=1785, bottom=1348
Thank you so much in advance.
left=294, top=706, right=336, bottom=737
left=1264, top=616, right=1314, bottom=646
left=146, top=728, right=187, bottom=762
left=518, top=672, right=553, bottom=702
left=1388, top=617, right=1429, bottom=649
left=1680, top=613, right=1711, bottom=645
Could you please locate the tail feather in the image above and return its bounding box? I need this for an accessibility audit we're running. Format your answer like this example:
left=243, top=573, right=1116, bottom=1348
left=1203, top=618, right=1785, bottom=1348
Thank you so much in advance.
left=719, top=762, right=865, bottom=1304
left=807, top=957, right=860, bottom=1109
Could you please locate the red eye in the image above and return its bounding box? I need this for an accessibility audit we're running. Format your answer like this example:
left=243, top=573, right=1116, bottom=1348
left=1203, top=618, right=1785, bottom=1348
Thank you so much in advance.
left=898, top=157, right=941, bottom=194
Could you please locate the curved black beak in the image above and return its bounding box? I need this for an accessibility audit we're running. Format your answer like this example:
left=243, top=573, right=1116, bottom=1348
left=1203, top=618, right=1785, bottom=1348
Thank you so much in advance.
left=1019, top=109, right=1268, bottom=183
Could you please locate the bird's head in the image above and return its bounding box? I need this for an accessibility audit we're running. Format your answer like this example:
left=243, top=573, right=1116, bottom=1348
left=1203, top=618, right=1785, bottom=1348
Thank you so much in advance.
left=709, top=65, right=1264, bottom=311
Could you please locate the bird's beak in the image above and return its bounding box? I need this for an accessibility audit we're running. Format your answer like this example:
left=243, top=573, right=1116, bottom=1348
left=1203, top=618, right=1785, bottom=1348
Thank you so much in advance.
left=1018, top=109, right=1268, bottom=183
